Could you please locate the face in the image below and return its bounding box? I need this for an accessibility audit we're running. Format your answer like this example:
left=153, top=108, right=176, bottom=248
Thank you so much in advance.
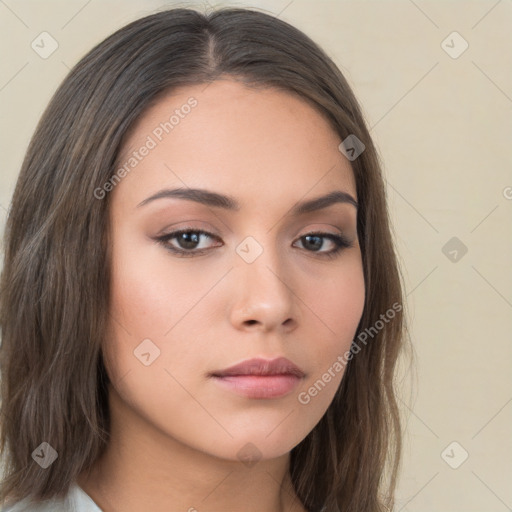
left=103, top=79, right=365, bottom=462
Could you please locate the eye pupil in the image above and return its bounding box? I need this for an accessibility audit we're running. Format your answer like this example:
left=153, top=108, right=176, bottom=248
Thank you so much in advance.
left=303, top=235, right=323, bottom=251
left=179, top=232, right=200, bottom=249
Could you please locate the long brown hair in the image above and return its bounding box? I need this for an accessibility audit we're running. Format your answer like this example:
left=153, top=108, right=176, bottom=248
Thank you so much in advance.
left=0, top=7, right=409, bottom=511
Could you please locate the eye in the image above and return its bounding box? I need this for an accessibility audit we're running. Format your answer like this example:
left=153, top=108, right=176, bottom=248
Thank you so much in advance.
left=155, top=229, right=220, bottom=257
left=155, top=229, right=353, bottom=259
left=293, top=232, right=353, bottom=259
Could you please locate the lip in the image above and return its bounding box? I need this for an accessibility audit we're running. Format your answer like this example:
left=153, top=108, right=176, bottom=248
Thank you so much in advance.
left=210, top=357, right=305, bottom=399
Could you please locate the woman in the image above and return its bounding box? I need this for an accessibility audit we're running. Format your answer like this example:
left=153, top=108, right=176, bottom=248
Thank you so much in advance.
left=0, top=6, right=408, bottom=512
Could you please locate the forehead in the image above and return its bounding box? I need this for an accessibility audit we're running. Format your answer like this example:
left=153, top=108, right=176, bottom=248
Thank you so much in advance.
left=113, top=79, right=356, bottom=210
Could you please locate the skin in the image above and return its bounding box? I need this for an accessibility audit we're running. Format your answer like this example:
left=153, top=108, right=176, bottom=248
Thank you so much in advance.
left=78, top=79, right=365, bottom=512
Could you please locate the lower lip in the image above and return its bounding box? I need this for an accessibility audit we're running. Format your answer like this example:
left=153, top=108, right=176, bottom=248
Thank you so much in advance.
left=212, top=374, right=301, bottom=399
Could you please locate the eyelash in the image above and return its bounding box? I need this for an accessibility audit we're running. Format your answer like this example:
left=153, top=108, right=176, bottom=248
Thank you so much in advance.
left=155, top=228, right=353, bottom=260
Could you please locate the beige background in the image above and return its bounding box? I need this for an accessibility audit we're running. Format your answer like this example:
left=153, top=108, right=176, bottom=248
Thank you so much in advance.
left=1, top=1, right=511, bottom=510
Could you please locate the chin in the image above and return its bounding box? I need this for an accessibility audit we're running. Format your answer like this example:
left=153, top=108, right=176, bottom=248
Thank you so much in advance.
left=195, top=424, right=312, bottom=464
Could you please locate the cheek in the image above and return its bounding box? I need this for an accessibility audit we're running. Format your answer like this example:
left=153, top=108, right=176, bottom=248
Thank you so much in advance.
left=102, top=243, right=217, bottom=444
left=295, top=257, right=365, bottom=407
left=103, top=229, right=228, bottom=398
left=108, top=232, right=209, bottom=338
left=321, top=269, right=364, bottom=334
left=306, top=256, right=366, bottom=350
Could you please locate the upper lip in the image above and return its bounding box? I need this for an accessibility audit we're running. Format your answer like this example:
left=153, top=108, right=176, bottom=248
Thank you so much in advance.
left=211, top=357, right=305, bottom=378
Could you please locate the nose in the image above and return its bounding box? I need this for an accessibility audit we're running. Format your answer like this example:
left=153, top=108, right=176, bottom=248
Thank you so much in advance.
left=229, top=243, right=299, bottom=333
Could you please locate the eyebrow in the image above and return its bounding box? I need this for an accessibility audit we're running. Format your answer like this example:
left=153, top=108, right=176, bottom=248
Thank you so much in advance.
left=136, top=187, right=358, bottom=214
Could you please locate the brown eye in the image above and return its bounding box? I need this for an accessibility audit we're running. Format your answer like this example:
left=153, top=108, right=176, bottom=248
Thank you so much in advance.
left=156, top=229, right=221, bottom=257
left=294, top=232, right=353, bottom=259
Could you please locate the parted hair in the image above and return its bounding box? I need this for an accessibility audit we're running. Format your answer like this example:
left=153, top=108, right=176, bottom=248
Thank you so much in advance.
left=0, top=6, right=409, bottom=512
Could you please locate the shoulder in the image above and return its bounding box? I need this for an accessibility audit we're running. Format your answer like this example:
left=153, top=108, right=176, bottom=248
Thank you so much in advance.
left=1, top=482, right=103, bottom=512
left=1, top=495, right=66, bottom=512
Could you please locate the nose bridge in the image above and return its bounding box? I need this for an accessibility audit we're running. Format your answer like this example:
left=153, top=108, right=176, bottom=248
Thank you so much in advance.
left=231, top=231, right=297, bottom=330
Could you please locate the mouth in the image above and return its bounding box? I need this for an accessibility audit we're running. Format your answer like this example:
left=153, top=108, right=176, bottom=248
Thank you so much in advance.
left=209, top=357, right=305, bottom=399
